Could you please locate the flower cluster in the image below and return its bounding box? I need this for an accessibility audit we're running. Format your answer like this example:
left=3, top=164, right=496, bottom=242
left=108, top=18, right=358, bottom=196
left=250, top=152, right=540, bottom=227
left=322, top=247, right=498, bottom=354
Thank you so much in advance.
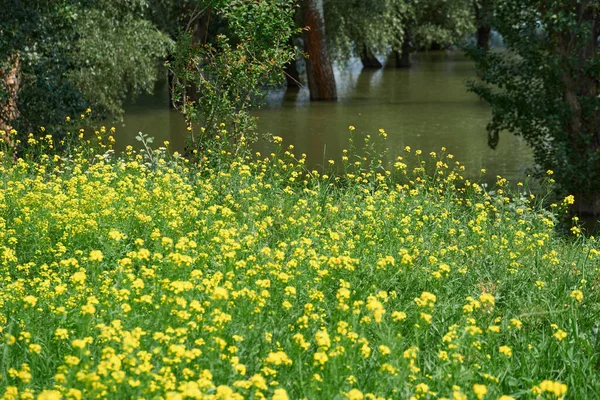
left=0, top=128, right=596, bottom=399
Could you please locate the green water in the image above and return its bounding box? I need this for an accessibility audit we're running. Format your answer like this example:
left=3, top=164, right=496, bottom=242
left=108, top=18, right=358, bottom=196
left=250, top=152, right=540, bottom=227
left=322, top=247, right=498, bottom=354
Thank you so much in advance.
left=117, top=51, right=533, bottom=183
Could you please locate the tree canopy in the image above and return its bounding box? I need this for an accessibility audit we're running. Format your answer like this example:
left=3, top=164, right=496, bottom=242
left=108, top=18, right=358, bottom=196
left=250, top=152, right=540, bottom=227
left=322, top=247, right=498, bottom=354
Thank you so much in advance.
left=0, top=0, right=171, bottom=132
left=468, top=0, right=600, bottom=202
left=323, top=0, right=476, bottom=65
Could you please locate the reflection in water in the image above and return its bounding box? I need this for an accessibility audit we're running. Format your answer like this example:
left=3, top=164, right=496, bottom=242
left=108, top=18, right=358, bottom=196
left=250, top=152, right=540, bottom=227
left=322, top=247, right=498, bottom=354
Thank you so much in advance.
left=116, top=51, right=533, bottom=184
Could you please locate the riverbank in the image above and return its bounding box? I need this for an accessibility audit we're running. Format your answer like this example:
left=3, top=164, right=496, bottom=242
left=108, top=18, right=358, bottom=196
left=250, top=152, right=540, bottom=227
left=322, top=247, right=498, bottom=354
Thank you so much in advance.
left=1, top=129, right=599, bottom=399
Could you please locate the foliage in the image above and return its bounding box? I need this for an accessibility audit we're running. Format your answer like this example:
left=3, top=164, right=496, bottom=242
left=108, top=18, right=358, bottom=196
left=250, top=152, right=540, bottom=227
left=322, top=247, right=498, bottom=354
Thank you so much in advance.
left=0, top=0, right=171, bottom=132
left=408, top=0, right=476, bottom=50
left=168, top=0, right=297, bottom=155
left=467, top=0, right=600, bottom=198
left=323, top=0, right=476, bottom=62
left=323, top=0, right=393, bottom=61
left=147, top=0, right=199, bottom=40
left=0, top=125, right=599, bottom=398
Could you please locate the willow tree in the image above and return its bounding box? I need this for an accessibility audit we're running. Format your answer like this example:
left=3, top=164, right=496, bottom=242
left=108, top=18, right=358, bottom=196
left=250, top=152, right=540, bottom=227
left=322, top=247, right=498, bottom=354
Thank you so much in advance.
left=322, top=0, right=476, bottom=70
left=324, top=0, right=391, bottom=68
left=389, top=0, right=476, bottom=68
left=469, top=0, right=600, bottom=212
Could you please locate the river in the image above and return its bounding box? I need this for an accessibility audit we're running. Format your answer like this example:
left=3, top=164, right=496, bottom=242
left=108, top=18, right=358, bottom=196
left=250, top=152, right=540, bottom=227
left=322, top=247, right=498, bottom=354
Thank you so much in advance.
left=117, top=51, right=533, bottom=185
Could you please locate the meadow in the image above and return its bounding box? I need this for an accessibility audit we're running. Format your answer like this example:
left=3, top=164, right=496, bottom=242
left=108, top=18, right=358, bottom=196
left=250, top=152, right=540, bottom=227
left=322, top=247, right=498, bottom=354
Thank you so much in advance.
left=0, top=126, right=599, bottom=399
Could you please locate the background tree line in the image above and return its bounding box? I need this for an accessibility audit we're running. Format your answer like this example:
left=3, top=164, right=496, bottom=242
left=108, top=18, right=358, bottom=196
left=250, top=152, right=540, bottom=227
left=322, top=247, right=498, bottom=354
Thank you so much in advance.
left=1, top=0, right=599, bottom=209
left=0, top=0, right=486, bottom=132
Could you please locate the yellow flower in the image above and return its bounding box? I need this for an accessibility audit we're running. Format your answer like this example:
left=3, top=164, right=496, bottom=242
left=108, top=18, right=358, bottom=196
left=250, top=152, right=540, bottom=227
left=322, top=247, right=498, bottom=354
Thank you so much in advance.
left=70, top=271, right=86, bottom=285
left=360, top=342, right=371, bottom=358
left=538, top=380, right=568, bottom=397
left=553, top=329, right=567, bottom=341
left=569, top=290, right=583, bottom=302
left=37, top=390, right=62, bottom=400
left=28, top=344, right=42, bottom=354
left=215, top=385, right=238, bottom=400
left=403, top=346, right=418, bottom=360
left=563, top=194, right=575, bottom=205
left=108, top=230, right=125, bottom=241
left=473, top=384, right=487, bottom=399
left=415, top=383, right=429, bottom=395
left=535, top=281, right=545, bottom=289
left=72, top=337, right=92, bottom=349
left=272, top=388, right=289, bottom=400
left=479, top=293, right=495, bottom=305
left=366, top=296, right=385, bottom=323
left=313, top=351, right=329, bottom=365
left=414, top=291, right=436, bottom=308
left=499, top=345, right=512, bottom=357
left=453, top=391, right=467, bottom=400
left=54, top=328, right=69, bottom=340
left=212, top=287, right=229, bottom=300
left=392, top=311, right=407, bottom=322
left=315, top=329, right=331, bottom=349
left=509, top=318, right=522, bottom=329
left=379, top=345, right=391, bottom=355
left=80, top=303, right=96, bottom=315
left=420, top=312, right=432, bottom=324
left=89, top=250, right=103, bottom=262
left=266, top=351, right=292, bottom=366
left=487, top=325, right=501, bottom=333
left=64, top=356, right=80, bottom=366
left=346, top=389, right=363, bottom=400
left=23, top=295, right=38, bottom=307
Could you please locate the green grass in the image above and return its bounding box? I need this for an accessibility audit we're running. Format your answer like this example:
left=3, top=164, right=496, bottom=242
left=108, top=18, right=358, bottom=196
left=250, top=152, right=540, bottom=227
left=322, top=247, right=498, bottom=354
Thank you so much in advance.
left=0, top=127, right=598, bottom=399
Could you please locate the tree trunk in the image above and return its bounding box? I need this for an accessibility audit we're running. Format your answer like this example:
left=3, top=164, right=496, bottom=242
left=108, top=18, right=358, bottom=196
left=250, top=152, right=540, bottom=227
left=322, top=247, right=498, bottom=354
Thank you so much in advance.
left=301, top=0, right=337, bottom=101
left=285, top=37, right=301, bottom=88
left=395, top=34, right=412, bottom=68
left=0, top=54, right=20, bottom=161
left=285, top=59, right=301, bottom=89
left=0, top=53, right=20, bottom=133
left=360, top=45, right=382, bottom=69
left=476, top=25, right=491, bottom=51
left=474, top=0, right=492, bottom=51
left=556, top=5, right=600, bottom=148
left=170, top=6, right=212, bottom=109
left=168, top=61, right=178, bottom=109
left=555, top=4, right=600, bottom=206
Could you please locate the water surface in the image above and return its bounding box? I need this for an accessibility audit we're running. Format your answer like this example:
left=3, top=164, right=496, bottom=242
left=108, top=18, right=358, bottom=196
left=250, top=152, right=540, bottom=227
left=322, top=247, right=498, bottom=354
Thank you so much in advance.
left=117, top=51, right=533, bottom=183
